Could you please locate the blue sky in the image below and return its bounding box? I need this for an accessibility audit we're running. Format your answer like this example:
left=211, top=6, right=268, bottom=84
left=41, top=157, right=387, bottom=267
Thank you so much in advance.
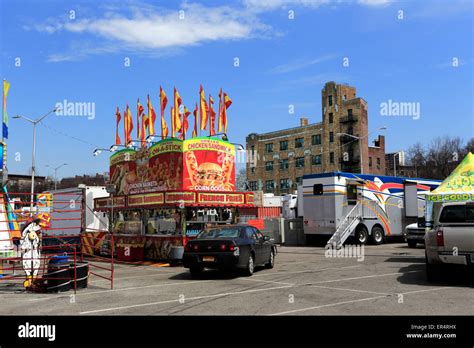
left=1, top=0, right=473, bottom=179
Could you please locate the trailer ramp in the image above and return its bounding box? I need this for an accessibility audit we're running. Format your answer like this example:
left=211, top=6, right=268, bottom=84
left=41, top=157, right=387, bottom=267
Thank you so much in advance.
left=326, top=202, right=362, bottom=248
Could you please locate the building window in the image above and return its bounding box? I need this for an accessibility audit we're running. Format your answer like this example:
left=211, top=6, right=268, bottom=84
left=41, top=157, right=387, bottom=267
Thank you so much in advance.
left=343, top=95, right=347, bottom=101
left=329, top=132, right=334, bottom=143
left=265, top=161, right=273, bottom=171
left=251, top=167, right=255, bottom=174
left=295, top=138, right=304, bottom=148
left=295, top=177, right=302, bottom=185
left=280, top=179, right=290, bottom=190
left=280, top=140, right=288, bottom=151
left=249, top=181, right=257, bottom=191
left=295, top=157, right=305, bottom=168
left=328, top=95, right=333, bottom=106
left=330, top=152, right=334, bottom=163
left=348, top=109, right=353, bottom=117
left=265, top=180, right=275, bottom=192
left=312, top=134, right=321, bottom=145
left=329, top=113, right=333, bottom=124
left=312, top=155, right=322, bottom=165
left=265, top=143, right=273, bottom=153
left=377, top=157, right=381, bottom=169
left=369, top=157, right=372, bottom=167
left=280, top=159, right=289, bottom=170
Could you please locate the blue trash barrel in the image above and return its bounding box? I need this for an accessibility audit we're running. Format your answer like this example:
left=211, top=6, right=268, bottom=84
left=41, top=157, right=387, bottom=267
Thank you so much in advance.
left=46, top=256, right=71, bottom=292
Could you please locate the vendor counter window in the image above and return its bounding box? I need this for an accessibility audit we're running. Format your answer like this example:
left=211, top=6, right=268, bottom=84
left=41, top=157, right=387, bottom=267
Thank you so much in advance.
left=113, top=211, right=143, bottom=235
left=144, top=209, right=181, bottom=235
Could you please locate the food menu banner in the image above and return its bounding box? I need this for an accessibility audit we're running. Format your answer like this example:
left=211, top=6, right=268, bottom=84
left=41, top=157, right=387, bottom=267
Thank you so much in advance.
left=128, top=193, right=165, bottom=207
left=109, top=149, right=137, bottom=195
left=109, top=138, right=236, bottom=195
left=197, top=193, right=244, bottom=205
left=148, top=139, right=183, bottom=191
left=183, top=137, right=236, bottom=192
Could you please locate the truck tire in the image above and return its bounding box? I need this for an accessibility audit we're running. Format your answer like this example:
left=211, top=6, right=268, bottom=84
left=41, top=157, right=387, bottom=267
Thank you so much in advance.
left=371, top=226, right=384, bottom=245
left=355, top=226, right=368, bottom=245
left=407, top=240, right=417, bottom=248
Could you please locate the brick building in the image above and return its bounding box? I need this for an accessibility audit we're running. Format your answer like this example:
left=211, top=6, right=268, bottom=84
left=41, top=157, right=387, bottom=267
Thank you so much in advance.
left=246, top=81, right=386, bottom=194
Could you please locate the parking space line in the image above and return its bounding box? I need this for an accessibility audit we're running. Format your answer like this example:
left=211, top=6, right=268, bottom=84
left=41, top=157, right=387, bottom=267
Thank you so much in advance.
left=270, top=295, right=389, bottom=315
left=240, top=278, right=294, bottom=286
left=310, top=285, right=392, bottom=296
left=269, top=284, right=454, bottom=315
left=304, top=270, right=423, bottom=285
left=28, top=279, right=214, bottom=301
left=80, top=284, right=293, bottom=314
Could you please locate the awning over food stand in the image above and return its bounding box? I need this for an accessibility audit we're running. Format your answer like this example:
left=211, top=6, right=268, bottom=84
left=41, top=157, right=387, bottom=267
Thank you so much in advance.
left=427, top=152, right=474, bottom=203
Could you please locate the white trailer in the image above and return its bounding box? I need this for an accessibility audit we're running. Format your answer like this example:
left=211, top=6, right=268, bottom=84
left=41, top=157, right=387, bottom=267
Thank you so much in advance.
left=301, top=172, right=440, bottom=246
left=46, top=186, right=109, bottom=236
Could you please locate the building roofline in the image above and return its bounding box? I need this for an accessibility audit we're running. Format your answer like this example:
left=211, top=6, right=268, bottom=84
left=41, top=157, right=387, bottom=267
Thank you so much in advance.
left=247, top=121, right=323, bottom=139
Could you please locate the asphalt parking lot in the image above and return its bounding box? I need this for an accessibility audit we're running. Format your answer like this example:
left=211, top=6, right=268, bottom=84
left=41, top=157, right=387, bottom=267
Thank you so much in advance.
left=0, top=243, right=473, bottom=315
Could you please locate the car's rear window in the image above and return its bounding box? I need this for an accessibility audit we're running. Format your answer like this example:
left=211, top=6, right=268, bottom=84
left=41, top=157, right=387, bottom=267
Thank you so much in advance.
left=439, top=205, right=474, bottom=223
left=197, top=227, right=243, bottom=239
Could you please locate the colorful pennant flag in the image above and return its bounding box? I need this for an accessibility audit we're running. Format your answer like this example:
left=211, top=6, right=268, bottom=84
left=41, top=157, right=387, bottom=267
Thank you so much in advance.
left=125, top=104, right=133, bottom=145
left=192, top=103, right=198, bottom=138
left=159, top=86, right=168, bottom=139
left=115, top=106, right=121, bottom=145
left=147, top=94, right=156, bottom=137
left=222, top=92, right=232, bottom=134
left=3, top=79, right=10, bottom=140
left=199, top=85, right=208, bottom=130
left=179, top=106, right=191, bottom=140
left=174, top=88, right=182, bottom=136
left=209, top=94, right=216, bottom=136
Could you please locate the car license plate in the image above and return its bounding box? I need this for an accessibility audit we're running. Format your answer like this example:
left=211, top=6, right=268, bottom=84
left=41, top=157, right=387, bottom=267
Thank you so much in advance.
left=203, top=256, right=215, bottom=262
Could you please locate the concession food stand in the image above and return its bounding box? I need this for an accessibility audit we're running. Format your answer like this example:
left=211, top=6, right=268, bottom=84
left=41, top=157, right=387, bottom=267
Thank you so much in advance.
left=92, top=137, right=255, bottom=261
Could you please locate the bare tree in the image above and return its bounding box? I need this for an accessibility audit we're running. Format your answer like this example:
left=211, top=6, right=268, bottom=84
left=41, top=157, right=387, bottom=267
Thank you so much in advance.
left=406, top=136, right=469, bottom=179
left=236, top=168, right=248, bottom=191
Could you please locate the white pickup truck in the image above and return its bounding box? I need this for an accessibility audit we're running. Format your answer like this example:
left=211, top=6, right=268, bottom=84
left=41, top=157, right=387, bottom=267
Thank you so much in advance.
left=425, top=202, right=474, bottom=281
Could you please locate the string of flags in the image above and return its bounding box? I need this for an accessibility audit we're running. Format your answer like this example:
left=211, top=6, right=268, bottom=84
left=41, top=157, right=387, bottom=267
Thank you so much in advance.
left=115, top=85, right=232, bottom=146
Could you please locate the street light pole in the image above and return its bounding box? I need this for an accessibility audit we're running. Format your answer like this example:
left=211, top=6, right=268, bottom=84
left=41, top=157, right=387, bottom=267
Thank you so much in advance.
left=14, top=108, right=57, bottom=216
left=46, top=163, right=68, bottom=190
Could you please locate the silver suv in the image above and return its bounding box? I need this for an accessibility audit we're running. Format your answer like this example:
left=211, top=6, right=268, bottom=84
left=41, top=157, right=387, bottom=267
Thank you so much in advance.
left=425, top=202, right=474, bottom=281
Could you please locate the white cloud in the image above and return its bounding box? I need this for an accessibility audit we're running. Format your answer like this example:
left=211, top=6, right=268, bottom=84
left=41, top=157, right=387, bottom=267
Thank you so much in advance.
left=356, top=0, right=391, bottom=7
left=243, top=0, right=332, bottom=12
left=32, top=2, right=271, bottom=61
left=270, top=55, right=335, bottom=74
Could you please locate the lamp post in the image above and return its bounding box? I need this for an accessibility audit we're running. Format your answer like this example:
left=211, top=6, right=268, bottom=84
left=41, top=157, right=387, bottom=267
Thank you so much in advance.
left=46, top=163, right=68, bottom=190
left=393, top=152, right=401, bottom=176
left=14, top=108, right=57, bottom=215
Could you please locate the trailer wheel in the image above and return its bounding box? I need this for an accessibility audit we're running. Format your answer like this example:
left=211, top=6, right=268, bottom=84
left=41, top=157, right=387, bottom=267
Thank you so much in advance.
left=355, top=226, right=368, bottom=245
left=371, top=226, right=384, bottom=245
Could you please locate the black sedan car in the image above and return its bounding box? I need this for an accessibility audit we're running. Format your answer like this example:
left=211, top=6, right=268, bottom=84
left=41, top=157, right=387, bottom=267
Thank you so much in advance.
left=183, top=225, right=276, bottom=277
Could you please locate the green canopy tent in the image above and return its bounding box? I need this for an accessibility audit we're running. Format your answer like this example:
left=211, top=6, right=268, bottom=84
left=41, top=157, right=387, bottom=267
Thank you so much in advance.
left=425, top=152, right=474, bottom=226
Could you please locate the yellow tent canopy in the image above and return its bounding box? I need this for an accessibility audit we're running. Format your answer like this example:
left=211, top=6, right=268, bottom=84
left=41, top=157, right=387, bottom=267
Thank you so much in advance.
left=427, top=152, right=474, bottom=202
